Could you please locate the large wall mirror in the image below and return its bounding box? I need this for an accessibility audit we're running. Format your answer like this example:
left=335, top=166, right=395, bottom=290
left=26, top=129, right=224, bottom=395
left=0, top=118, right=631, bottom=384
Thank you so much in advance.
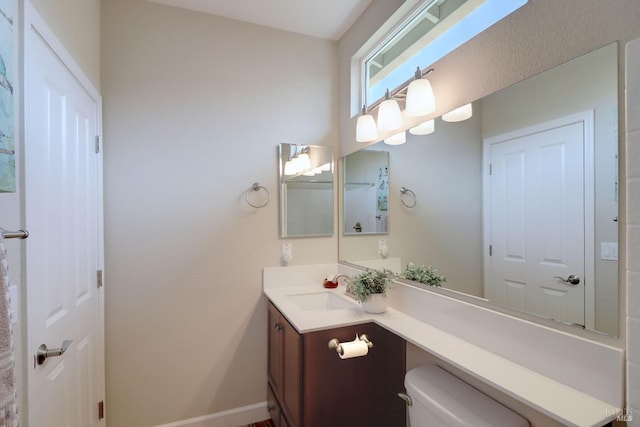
left=339, top=42, right=619, bottom=336
left=279, top=143, right=334, bottom=238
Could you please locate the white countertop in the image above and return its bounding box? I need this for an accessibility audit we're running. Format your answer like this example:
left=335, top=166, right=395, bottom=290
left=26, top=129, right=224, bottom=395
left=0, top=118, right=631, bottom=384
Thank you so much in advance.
left=264, top=283, right=619, bottom=427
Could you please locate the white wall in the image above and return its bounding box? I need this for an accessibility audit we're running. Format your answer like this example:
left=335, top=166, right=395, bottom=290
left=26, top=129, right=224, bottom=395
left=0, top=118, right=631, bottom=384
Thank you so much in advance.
left=101, top=0, right=338, bottom=425
left=626, top=37, right=640, bottom=427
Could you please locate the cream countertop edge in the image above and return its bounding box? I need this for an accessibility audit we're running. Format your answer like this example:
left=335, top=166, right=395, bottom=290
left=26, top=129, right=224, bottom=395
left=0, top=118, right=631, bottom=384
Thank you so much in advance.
left=263, top=264, right=624, bottom=427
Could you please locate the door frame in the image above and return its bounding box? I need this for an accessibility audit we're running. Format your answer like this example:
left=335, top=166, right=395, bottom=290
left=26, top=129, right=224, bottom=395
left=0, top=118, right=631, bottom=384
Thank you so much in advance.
left=23, top=1, right=105, bottom=423
left=482, top=110, right=595, bottom=329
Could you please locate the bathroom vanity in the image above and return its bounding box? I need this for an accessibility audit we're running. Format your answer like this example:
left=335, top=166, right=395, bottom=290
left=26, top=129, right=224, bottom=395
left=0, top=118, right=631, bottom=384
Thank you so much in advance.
left=267, top=301, right=406, bottom=427
left=264, top=264, right=624, bottom=427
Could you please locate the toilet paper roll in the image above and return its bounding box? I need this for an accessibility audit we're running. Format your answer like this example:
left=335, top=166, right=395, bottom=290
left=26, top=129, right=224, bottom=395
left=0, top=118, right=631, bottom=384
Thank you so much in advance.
left=338, top=339, right=369, bottom=359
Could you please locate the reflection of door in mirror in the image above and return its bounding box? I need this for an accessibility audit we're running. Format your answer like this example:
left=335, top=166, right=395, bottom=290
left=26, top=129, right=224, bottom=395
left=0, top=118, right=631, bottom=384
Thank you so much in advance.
left=485, top=114, right=590, bottom=328
left=278, top=143, right=334, bottom=238
left=343, top=150, right=389, bottom=235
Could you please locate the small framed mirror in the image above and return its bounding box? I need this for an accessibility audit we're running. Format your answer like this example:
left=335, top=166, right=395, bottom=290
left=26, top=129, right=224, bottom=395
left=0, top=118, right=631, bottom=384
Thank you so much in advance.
left=278, top=143, right=334, bottom=238
left=343, top=150, right=389, bottom=235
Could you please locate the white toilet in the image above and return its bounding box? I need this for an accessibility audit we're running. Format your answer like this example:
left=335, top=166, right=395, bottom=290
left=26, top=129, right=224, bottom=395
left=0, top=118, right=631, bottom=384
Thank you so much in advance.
left=403, top=365, right=529, bottom=427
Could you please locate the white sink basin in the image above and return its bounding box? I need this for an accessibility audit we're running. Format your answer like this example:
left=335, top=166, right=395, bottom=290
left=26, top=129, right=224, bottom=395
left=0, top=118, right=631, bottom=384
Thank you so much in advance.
left=288, top=291, right=358, bottom=311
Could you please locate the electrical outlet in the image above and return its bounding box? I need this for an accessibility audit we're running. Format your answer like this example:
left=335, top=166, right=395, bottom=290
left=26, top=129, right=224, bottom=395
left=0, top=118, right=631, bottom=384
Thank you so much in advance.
left=281, top=243, right=293, bottom=264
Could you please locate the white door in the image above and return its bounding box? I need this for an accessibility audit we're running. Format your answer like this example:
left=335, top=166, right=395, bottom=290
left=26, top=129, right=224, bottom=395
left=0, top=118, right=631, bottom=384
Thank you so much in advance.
left=484, top=113, right=593, bottom=326
left=24, top=4, right=105, bottom=426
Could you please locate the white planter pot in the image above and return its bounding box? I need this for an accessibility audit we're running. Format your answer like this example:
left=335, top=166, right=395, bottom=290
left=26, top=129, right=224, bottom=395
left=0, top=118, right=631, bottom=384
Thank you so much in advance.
left=362, top=294, right=388, bottom=314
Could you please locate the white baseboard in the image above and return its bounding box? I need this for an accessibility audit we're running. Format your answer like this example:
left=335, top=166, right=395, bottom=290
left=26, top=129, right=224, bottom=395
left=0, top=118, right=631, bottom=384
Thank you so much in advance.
left=155, top=402, right=269, bottom=427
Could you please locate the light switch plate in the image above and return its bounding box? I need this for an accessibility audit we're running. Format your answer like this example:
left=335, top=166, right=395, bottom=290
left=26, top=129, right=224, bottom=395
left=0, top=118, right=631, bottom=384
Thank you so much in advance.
left=600, top=242, right=618, bottom=261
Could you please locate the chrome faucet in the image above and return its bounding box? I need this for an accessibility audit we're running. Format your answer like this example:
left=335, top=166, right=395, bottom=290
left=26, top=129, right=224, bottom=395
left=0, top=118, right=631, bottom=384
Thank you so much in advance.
left=332, top=274, right=356, bottom=299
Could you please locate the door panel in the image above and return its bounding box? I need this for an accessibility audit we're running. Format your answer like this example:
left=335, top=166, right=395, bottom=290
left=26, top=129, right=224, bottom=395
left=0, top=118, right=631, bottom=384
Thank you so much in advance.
left=25, top=5, right=104, bottom=426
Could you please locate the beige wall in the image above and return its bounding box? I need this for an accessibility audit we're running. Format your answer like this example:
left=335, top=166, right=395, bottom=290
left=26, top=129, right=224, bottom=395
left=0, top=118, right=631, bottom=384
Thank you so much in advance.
left=29, top=0, right=100, bottom=88
left=101, top=0, right=338, bottom=425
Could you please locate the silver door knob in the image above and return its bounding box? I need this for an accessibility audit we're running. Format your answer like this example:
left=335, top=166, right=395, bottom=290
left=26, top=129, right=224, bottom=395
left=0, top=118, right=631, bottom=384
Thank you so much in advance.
left=36, top=340, right=72, bottom=366
left=554, top=275, right=580, bottom=285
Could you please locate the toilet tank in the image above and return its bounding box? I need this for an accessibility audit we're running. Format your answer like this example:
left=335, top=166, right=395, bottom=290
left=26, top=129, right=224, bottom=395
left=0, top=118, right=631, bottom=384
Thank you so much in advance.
left=404, top=365, right=529, bottom=427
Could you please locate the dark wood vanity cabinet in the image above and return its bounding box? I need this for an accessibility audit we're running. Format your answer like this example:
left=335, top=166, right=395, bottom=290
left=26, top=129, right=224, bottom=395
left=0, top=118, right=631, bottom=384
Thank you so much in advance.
left=267, top=301, right=406, bottom=427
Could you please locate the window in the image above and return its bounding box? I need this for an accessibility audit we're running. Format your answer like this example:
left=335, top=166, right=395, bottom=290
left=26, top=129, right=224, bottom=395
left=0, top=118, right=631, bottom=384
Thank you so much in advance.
left=361, top=0, right=528, bottom=109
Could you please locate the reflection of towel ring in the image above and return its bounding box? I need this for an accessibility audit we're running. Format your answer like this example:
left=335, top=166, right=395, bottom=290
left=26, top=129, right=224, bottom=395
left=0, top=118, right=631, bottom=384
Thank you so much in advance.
left=245, top=182, right=270, bottom=208
left=400, top=187, right=416, bottom=208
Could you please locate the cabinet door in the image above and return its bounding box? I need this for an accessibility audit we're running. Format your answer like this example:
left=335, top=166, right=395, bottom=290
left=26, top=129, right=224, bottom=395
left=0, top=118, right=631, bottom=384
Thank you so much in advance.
left=268, top=303, right=283, bottom=396
left=281, top=316, right=302, bottom=427
left=267, top=384, right=281, bottom=427
left=302, top=323, right=406, bottom=427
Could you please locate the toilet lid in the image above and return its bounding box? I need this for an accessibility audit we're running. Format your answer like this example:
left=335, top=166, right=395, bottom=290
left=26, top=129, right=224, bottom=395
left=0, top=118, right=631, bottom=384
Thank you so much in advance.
left=405, top=365, right=529, bottom=427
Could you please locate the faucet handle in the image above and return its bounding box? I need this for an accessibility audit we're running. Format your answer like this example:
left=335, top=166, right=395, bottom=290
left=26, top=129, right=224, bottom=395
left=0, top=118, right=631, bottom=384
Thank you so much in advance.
left=323, top=278, right=339, bottom=289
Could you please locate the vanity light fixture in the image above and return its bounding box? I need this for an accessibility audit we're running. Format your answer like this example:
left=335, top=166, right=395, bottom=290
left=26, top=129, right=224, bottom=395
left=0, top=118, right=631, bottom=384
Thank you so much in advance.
left=442, top=103, right=473, bottom=122
left=356, top=105, right=378, bottom=142
left=377, top=89, right=403, bottom=131
left=409, top=119, right=435, bottom=136
left=384, top=131, right=406, bottom=145
left=406, top=67, right=435, bottom=117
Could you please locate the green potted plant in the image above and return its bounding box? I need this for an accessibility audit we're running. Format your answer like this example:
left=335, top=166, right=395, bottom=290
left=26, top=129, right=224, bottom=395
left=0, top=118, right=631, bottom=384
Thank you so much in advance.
left=348, top=269, right=394, bottom=313
left=403, top=263, right=446, bottom=288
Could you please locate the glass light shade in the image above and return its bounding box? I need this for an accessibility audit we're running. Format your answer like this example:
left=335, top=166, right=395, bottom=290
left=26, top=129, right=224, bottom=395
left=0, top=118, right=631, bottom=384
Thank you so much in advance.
left=377, top=90, right=403, bottom=131
left=406, top=78, right=435, bottom=117
left=356, top=113, right=378, bottom=142
left=409, top=119, right=435, bottom=136
left=442, top=103, right=473, bottom=122
left=384, top=131, right=406, bottom=145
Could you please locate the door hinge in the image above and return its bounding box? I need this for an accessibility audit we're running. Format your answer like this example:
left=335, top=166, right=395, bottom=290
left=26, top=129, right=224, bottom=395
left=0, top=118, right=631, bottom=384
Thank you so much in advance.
left=98, top=400, right=105, bottom=420
left=489, top=163, right=492, bottom=175
left=489, top=245, right=493, bottom=256
left=97, top=269, right=103, bottom=289
left=95, top=135, right=101, bottom=154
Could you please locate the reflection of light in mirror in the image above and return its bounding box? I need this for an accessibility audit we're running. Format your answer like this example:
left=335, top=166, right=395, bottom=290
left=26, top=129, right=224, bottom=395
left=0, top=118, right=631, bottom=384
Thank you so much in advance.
left=406, top=67, right=435, bottom=117
left=284, top=160, right=296, bottom=175
left=442, top=103, right=473, bottom=122
left=409, top=119, right=435, bottom=135
left=297, top=152, right=311, bottom=170
left=356, top=106, right=378, bottom=142
left=377, top=89, right=403, bottom=131
left=384, top=131, right=406, bottom=145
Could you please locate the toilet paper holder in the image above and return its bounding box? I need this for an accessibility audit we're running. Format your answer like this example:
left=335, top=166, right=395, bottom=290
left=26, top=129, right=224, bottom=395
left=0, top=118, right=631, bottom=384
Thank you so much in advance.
left=328, top=334, right=373, bottom=356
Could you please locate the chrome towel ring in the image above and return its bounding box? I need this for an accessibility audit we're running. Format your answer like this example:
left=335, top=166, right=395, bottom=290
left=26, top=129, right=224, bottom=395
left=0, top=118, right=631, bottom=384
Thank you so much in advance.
left=400, top=187, right=416, bottom=208
left=245, top=182, right=270, bottom=208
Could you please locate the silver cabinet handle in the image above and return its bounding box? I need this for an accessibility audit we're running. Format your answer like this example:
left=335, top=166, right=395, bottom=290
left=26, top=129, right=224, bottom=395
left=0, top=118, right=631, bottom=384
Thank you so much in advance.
left=36, top=340, right=72, bottom=366
left=554, top=275, right=580, bottom=285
